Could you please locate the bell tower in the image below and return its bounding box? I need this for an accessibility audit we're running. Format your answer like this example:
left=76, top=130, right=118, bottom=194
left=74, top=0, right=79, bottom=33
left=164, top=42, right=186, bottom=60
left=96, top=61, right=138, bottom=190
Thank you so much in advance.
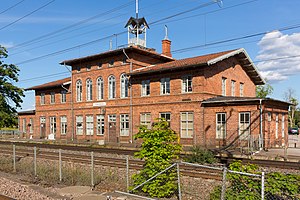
left=125, top=0, right=149, bottom=47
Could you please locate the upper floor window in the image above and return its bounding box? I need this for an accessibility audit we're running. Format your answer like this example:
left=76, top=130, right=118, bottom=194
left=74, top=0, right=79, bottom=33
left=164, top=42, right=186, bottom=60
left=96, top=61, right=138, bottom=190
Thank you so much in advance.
left=182, top=75, right=192, bottom=93
left=160, top=78, right=170, bottom=95
left=216, top=113, right=226, bottom=139
left=141, top=80, right=150, bottom=96
left=76, top=80, right=82, bottom=102
left=86, top=79, right=93, bottom=101
left=40, top=93, right=45, bottom=105
left=120, top=74, right=128, bottom=98
left=97, top=77, right=104, bottom=100
left=231, top=80, right=235, bottom=96
left=61, top=90, right=66, bottom=103
left=50, top=92, right=55, bottom=104
left=240, top=83, right=244, bottom=97
left=108, top=75, right=116, bottom=99
left=222, top=77, right=227, bottom=96
left=108, top=60, right=114, bottom=67
left=239, top=112, right=250, bottom=139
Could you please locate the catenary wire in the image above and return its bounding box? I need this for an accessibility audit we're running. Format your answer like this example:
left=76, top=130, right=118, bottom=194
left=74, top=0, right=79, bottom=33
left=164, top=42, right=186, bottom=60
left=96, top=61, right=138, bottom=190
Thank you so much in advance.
left=0, top=0, right=56, bottom=31
left=0, top=0, right=26, bottom=15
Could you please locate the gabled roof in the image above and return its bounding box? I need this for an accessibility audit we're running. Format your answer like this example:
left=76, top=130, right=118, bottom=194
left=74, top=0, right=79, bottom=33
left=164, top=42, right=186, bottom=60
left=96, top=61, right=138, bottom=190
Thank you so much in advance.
left=60, top=46, right=174, bottom=66
left=125, top=17, right=149, bottom=29
left=130, top=48, right=265, bottom=85
left=25, top=77, right=71, bottom=91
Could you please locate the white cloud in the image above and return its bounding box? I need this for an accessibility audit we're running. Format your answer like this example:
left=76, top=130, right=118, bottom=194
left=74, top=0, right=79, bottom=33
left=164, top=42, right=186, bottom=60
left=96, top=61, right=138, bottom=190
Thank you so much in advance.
left=256, top=30, right=300, bottom=82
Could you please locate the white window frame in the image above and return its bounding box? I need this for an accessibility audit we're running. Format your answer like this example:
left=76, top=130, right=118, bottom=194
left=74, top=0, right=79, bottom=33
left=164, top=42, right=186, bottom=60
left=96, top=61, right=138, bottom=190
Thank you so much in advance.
left=86, top=79, right=93, bottom=101
left=275, top=113, right=278, bottom=139
left=180, top=112, right=193, bottom=138
left=140, top=113, right=151, bottom=129
left=96, top=115, right=105, bottom=135
left=108, top=75, right=116, bottom=99
left=182, top=75, right=192, bottom=93
left=76, top=80, right=82, bottom=102
left=97, top=77, right=104, bottom=100
left=222, top=77, right=227, bottom=96
left=86, top=115, right=94, bottom=135
left=159, top=112, right=171, bottom=122
left=160, top=78, right=170, bottom=95
left=231, top=80, right=235, bottom=96
left=22, top=118, right=26, bottom=133
left=108, top=114, right=117, bottom=122
left=239, top=112, right=250, bottom=139
left=141, top=80, right=150, bottom=96
left=120, top=114, right=129, bottom=136
left=50, top=92, right=55, bottom=104
left=50, top=116, right=56, bottom=134
left=120, top=73, right=128, bottom=98
left=29, top=118, right=33, bottom=133
left=76, top=116, right=83, bottom=135
left=216, top=113, right=226, bottom=139
left=61, top=90, right=66, bottom=103
left=40, top=93, right=45, bottom=105
left=108, top=60, right=114, bottom=67
left=240, top=83, right=244, bottom=97
left=60, top=116, right=67, bottom=135
left=282, top=114, right=285, bottom=137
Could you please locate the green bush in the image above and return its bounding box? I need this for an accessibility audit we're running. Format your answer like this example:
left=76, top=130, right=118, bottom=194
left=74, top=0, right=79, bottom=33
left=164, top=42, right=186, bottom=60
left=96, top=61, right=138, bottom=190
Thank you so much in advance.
left=185, top=146, right=218, bottom=164
left=131, top=119, right=182, bottom=198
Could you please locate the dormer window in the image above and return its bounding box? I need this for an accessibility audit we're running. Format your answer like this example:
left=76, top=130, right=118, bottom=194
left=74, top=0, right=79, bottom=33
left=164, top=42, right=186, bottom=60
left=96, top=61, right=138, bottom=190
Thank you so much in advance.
left=86, top=65, right=91, bottom=71
left=98, top=63, right=102, bottom=69
left=108, top=60, right=114, bottom=67
left=122, top=57, right=127, bottom=65
left=76, top=66, right=80, bottom=73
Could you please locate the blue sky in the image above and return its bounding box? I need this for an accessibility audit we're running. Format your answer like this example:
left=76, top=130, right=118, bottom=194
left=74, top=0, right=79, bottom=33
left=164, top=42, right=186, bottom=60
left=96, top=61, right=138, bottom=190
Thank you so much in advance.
left=1, top=0, right=300, bottom=111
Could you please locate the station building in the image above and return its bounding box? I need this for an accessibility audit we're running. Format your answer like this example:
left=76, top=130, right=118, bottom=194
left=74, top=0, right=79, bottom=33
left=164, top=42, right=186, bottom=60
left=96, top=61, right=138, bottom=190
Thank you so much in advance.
left=18, top=13, right=290, bottom=150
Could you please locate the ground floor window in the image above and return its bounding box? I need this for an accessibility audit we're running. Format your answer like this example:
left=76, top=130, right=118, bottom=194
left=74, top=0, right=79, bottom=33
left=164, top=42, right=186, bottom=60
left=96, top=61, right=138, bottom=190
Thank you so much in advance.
left=50, top=117, right=56, bottom=134
left=216, top=113, right=226, bottom=139
left=97, top=115, right=105, bottom=135
left=60, top=116, right=67, bottom=135
left=140, top=113, right=151, bottom=129
left=180, top=112, right=193, bottom=138
left=239, top=112, right=250, bottom=139
left=29, top=118, right=33, bottom=133
left=76, top=116, right=83, bottom=135
left=86, top=115, right=93, bottom=135
left=22, top=118, right=26, bottom=133
left=120, top=114, right=129, bottom=136
left=159, top=112, right=171, bottom=125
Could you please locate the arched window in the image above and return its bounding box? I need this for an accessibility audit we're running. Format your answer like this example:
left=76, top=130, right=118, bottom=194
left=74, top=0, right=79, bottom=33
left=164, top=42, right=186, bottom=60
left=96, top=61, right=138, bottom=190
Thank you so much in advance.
left=120, top=73, right=128, bottom=98
left=108, top=75, right=116, bottom=99
left=86, top=78, right=93, bottom=101
left=76, top=80, right=82, bottom=102
left=97, top=77, right=104, bottom=100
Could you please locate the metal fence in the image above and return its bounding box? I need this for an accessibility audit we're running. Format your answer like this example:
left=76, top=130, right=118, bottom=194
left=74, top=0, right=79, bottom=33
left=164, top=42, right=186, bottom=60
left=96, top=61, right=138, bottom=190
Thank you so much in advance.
left=0, top=144, right=298, bottom=200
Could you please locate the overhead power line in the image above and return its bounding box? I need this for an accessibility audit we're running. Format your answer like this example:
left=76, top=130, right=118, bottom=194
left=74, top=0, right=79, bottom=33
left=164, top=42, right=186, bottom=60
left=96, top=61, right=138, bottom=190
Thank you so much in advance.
left=0, top=0, right=26, bottom=15
left=0, top=0, right=55, bottom=31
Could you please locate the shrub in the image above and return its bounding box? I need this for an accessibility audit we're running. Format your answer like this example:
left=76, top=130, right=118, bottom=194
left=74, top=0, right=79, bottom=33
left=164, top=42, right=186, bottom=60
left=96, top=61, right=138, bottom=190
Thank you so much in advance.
left=185, top=146, right=218, bottom=164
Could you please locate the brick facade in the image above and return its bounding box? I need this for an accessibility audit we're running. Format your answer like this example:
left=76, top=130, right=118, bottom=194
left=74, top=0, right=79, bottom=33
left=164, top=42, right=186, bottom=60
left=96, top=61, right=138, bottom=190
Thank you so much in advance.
left=18, top=46, right=290, bottom=149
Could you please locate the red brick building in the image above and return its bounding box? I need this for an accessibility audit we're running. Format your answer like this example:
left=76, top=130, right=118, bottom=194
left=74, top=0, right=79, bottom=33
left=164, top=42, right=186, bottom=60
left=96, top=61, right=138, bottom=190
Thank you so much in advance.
left=18, top=14, right=290, bottom=150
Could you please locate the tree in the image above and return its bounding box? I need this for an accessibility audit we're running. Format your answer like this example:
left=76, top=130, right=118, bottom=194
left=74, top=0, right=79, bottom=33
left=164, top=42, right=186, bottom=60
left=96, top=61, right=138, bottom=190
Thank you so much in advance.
left=284, top=89, right=299, bottom=127
left=0, top=46, right=24, bottom=128
left=131, top=119, right=182, bottom=198
left=256, top=82, right=273, bottom=98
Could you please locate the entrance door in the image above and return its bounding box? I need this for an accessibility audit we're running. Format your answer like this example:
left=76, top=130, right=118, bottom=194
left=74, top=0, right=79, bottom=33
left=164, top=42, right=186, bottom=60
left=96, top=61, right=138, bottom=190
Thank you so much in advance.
left=108, top=114, right=118, bottom=143
left=40, top=117, right=46, bottom=139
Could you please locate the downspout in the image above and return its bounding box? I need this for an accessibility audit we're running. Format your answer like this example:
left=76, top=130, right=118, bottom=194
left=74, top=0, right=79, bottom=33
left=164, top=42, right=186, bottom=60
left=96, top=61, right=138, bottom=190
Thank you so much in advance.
left=259, top=99, right=263, bottom=150
left=123, top=49, right=133, bottom=143
left=64, top=62, right=74, bottom=142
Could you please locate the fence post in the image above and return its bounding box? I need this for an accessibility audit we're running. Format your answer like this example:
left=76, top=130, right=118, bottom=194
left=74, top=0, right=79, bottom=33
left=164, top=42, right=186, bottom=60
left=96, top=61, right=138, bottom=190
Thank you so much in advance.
left=261, top=171, right=265, bottom=200
left=13, top=144, right=16, bottom=172
left=126, top=155, right=129, bottom=192
left=33, top=146, right=37, bottom=176
left=91, top=151, right=94, bottom=187
left=59, top=149, right=62, bottom=182
left=177, top=163, right=182, bottom=200
left=221, top=167, right=227, bottom=200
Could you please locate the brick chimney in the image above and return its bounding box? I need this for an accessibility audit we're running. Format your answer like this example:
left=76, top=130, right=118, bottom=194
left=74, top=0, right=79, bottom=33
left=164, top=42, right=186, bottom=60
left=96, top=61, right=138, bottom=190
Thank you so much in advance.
left=162, top=39, right=172, bottom=57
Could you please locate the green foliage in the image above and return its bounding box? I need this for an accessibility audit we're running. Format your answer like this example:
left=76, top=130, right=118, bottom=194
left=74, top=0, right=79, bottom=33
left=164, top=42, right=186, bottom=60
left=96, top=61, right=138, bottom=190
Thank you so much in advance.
left=184, top=145, right=218, bottom=164
left=210, top=161, right=300, bottom=199
left=256, top=83, right=273, bottom=98
left=131, top=119, right=182, bottom=198
left=0, top=45, right=24, bottom=128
